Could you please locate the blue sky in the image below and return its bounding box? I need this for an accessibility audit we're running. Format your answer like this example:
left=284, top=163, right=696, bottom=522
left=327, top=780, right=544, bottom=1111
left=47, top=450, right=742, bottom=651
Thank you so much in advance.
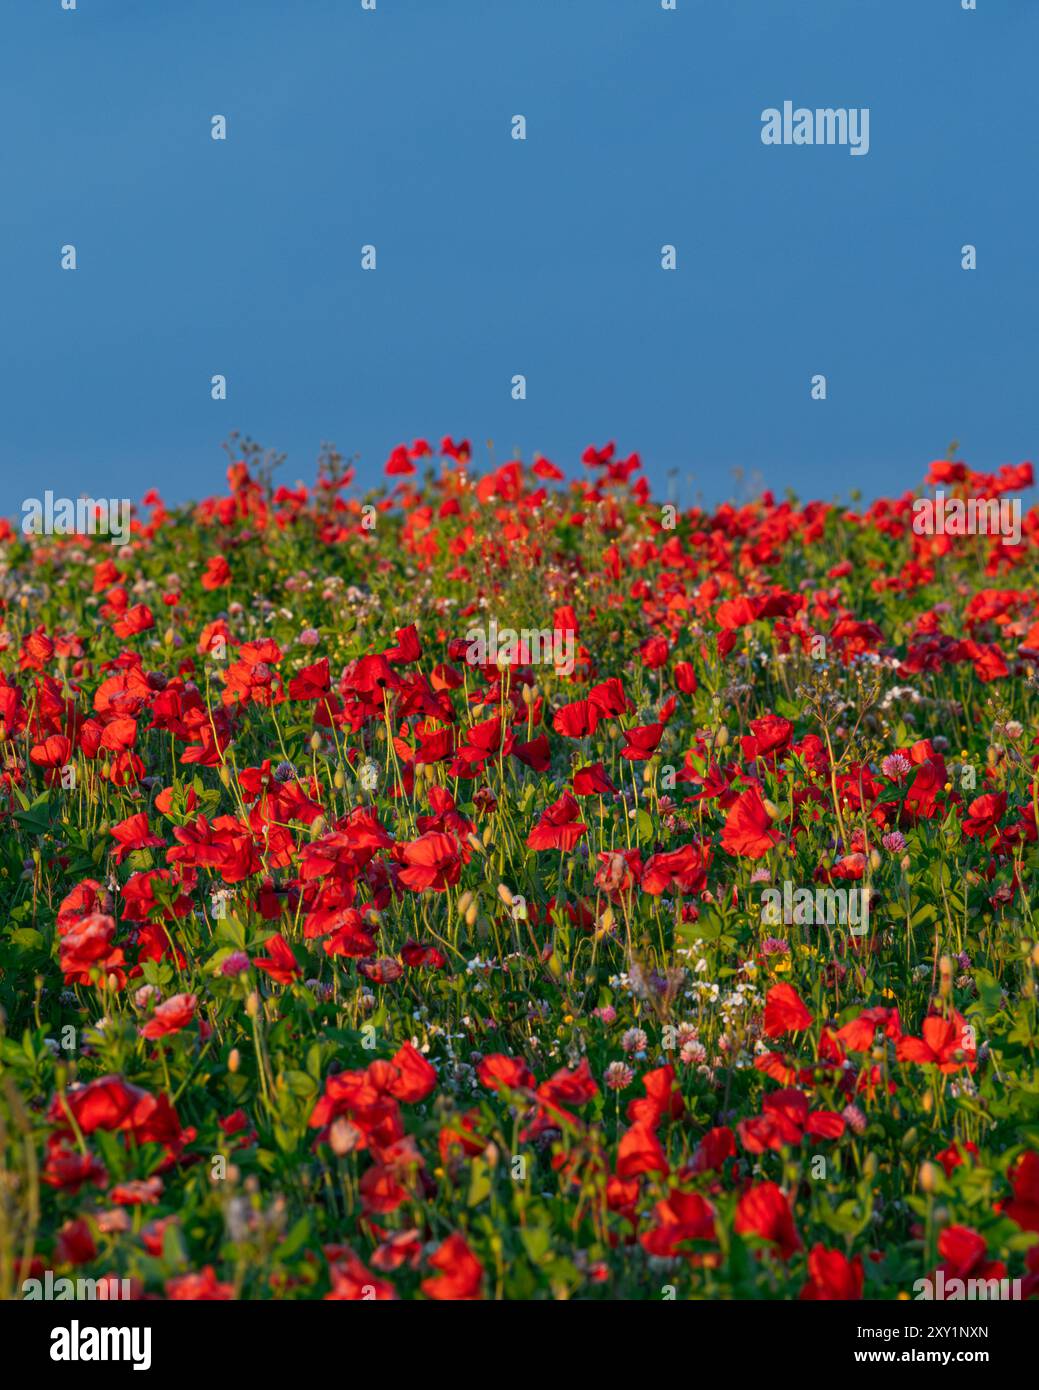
left=1, top=0, right=1036, bottom=515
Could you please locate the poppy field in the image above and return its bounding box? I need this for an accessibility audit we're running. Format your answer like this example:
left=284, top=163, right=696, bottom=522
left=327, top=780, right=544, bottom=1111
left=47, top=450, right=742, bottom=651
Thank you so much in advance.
left=1, top=438, right=1038, bottom=1303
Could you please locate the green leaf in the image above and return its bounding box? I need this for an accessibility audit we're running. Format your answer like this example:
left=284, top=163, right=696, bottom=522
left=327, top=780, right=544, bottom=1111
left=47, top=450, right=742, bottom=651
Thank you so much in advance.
left=467, top=1156, right=493, bottom=1208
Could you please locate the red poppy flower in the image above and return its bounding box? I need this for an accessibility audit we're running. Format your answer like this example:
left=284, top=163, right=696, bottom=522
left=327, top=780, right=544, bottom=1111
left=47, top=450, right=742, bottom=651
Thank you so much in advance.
left=763, top=983, right=813, bottom=1038
left=112, top=603, right=155, bottom=640
left=896, top=1011, right=975, bottom=1072
left=58, top=913, right=127, bottom=989
left=1005, top=1151, right=1039, bottom=1232
left=936, top=1225, right=1006, bottom=1284
left=616, top=1121, right=670, bottom=1178
left=721, top=784, right=782, bottom=859
left=477, top=1054, right=536, bottom=1092
left=253, top=933, right=301, bottom=984
left=639, top=635, right=670, bottom=669
left=512, top=733, right=552, bottom=772
left=961, top=790, right=1006, bottom=841
left=288, top=658, right=331, bottom=700
left=393, top=831, right=462, bottom=891
left=532, top=456, right=564, bottom=480
left=201, top=555, right=232, bottom=590
left=109, top=812, right=166, bottom=865
left=553, top=699, right=599, bottom=738
left=140, top=993, right=198, bottom=1039
left=620, top=721, right=664, bottom=761
left=573, top=761, right=618, bottom=796
left=29, top=734, right=73, bottom=777
left=800, top=1245, right=864, bottom=1300
left=673, top=661, right=698, bottom=694
left=385, top=444, right=416, bottom=476
left=165, top=1266, right=235, bottom=1300
left=325, top=1250, right=397, bottom=1300
left=421, top=1233, right=484, bottom=1301
left=740, top=713, right=793, bottom=762
left=641, top=842, right=711, bottom=896
left=640, top=1190, right=717, bottom=1258
left=691, top=1126, right=737, bottom=1173
left=734, top=1181, right=801, bottom=1260
left=526, top=792, right=587, bottom=851
left=401, top=939, right=447, bottom=969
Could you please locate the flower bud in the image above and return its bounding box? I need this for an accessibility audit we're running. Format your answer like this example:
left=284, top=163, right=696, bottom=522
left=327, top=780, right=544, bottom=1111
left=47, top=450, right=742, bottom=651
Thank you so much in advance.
left=918, top=1160, right=940, bottom=1194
